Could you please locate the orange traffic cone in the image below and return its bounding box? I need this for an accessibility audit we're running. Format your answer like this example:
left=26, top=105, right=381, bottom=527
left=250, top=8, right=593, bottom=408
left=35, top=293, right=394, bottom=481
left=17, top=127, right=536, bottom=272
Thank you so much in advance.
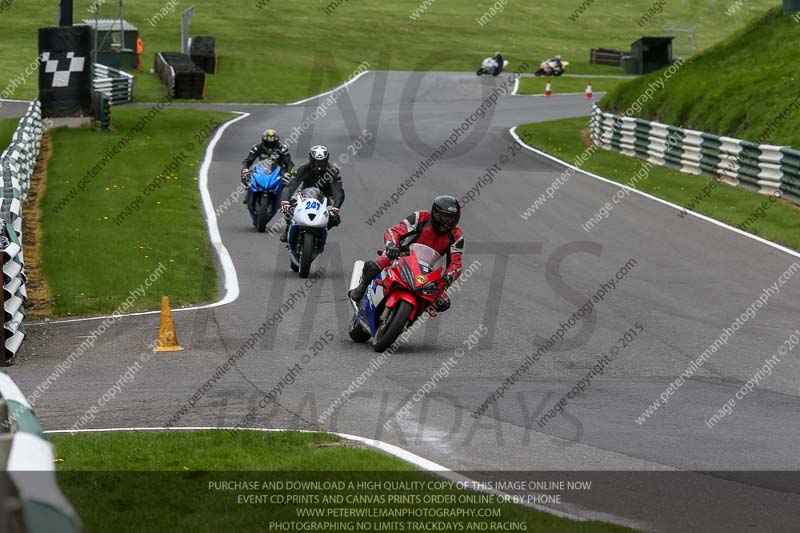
left=585, top=82, right=593, bottom=100
left=545, top=80, right=552, bottom=97
left=155, top=296, right=183, bottom=352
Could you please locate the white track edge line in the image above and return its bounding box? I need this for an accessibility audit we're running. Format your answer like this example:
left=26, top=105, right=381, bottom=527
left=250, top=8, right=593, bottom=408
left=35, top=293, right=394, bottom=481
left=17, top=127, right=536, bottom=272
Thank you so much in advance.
left=518, top=92, right=607, bottom=98
left=287, top=70, right=372, bottom=106
left=509, top=127, right=800, bottom=260
left=44, top=426, right=586, bottom=522
left=28, top=113, right=250, bottom=326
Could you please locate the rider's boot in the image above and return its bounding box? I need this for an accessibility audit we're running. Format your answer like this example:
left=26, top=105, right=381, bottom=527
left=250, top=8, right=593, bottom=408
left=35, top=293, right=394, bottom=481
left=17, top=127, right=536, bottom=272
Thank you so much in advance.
left=348, top=260, right=382, bottom=302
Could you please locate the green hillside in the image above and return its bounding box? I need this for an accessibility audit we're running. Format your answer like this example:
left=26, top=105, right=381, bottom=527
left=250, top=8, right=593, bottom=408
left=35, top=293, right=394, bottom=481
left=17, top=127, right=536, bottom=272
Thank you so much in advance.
left=601, top=7, right=800, bottom=147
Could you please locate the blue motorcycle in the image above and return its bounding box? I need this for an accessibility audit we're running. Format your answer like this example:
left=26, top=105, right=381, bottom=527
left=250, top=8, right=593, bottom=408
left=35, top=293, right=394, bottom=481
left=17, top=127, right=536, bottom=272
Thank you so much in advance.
left=245, top=157, right=284, bottom=232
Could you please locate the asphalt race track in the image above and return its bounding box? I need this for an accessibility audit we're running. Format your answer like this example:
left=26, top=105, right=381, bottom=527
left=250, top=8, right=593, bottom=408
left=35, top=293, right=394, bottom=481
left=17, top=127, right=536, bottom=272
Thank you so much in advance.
left=10, top=72, right=800, bottom=532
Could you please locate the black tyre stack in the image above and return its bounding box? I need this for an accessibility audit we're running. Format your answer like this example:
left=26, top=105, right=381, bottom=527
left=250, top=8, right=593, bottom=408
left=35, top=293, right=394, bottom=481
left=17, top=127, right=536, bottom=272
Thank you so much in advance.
left=154, top=52, right=206, bottom=99
left=190, top=36, right=218, bottom=74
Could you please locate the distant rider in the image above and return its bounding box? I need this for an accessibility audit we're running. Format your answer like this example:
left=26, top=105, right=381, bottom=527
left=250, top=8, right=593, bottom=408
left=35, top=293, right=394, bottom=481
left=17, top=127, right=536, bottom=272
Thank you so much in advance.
left=492, top=51, right=505, bottom=76
left=279, top=145, right=345, bottom=242
left=537, top=55, right=564, bottom=76
left=348, top=196, right=464, bottom=313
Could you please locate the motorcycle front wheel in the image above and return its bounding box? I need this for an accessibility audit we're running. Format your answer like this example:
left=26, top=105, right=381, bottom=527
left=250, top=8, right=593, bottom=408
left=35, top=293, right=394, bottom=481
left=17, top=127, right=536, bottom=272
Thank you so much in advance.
left=299, top=231, right=315, bottom=278
left=372, top=300, right=413, bottom=353
left=256, top=195, right=272, bottom=233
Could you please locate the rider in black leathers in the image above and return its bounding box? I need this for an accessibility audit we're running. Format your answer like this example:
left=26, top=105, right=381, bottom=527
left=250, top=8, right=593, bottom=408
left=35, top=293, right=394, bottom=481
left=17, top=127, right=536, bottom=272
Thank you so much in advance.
left=279, top=145, right=345, bottom=242
left=241, top=129, right=295, bottom=206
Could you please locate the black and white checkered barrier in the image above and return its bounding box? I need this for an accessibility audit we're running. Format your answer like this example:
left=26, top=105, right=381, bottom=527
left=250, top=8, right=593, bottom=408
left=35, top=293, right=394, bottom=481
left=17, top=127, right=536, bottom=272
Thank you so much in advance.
left=590, top=105, right=800, bottom=206
left=0, top=101, right=42, bottom=363
left=40, top=52, right=86, bottom=90
left=0, top=369, right=81, bottom=532
left=92, top=64, right=135, bottom=105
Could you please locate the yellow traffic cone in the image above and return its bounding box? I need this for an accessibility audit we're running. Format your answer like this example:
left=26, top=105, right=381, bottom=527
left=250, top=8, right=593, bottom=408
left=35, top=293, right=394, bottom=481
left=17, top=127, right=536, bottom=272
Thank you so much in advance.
left=155, top=296, right=183, bottom=352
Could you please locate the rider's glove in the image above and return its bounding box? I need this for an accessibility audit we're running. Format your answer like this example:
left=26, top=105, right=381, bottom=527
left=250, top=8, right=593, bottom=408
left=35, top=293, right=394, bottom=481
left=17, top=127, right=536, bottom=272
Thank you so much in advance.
left=329, top=207, right=340, bottom=216
left=442, top=274, right=455, bottom=288
left=241, top=168, right=250, bottom=185
left=280, top=201, right=292, bottom=215
left=282, top=172, right=292, bottom=185
left=385, top=243, right=401, bottom=260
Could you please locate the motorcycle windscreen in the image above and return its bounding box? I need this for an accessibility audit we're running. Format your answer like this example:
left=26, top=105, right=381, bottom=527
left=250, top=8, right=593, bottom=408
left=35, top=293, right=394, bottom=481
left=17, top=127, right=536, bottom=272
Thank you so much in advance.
left=299, top=187, right=323, bottom=201
left=408, top=243, right=442, bottom=274
left=254, top=160, right=282, bottom=192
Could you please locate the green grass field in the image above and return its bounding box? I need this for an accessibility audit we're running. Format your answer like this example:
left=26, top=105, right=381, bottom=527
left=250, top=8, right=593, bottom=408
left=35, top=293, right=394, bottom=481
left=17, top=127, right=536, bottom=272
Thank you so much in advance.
left=517, top=77, right=628, bottom=96
left=0, top=0, right=777, bottom=103
left=41, top=108, right=234, bottom=316
left=53, top=430, right=636, bottom=533
left=517, top=117, right=800, bottom=251
left=602, top=7, right=800, bottom=146
left=0, top=117, right=19, bottom=150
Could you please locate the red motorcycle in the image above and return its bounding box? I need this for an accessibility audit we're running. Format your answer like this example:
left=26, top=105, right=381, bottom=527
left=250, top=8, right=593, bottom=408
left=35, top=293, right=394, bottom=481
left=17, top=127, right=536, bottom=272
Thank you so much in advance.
left=349, top=243, right=445, bottom=352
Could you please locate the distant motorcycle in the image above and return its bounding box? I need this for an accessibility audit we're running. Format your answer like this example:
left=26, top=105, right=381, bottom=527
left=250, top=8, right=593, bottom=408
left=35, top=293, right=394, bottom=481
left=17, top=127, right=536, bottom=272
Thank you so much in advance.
left=287, top=187, right=330, bottom=278
left=477, top=57, right=509, bottom=77
left=348, top=243, right=444, bottom=352
left=534, top=59, right=570, bottom=77
left=245, top=157, right=283, bottom=232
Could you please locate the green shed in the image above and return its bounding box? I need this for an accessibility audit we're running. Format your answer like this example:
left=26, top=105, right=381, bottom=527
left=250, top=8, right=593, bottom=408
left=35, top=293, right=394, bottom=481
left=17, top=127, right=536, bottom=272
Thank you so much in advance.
left=80, top=18, right=139, bottom=69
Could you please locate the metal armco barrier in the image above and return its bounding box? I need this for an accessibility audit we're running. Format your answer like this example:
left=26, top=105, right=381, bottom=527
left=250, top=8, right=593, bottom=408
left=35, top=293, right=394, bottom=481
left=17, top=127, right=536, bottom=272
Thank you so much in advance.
left=92, top=64, right=135, bottom=105
left=0, top=101, right=42, bottom=363
left=0, top=370, right=81, bottom=532
left=590, top=105, right=800, bottom=206
left=589, top=48, right=626, bottom=67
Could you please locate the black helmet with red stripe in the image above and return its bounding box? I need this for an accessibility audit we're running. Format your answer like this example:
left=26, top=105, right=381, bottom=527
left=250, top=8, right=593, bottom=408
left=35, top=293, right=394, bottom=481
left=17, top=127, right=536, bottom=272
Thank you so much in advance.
left=431, top=195, right=460, bottom=234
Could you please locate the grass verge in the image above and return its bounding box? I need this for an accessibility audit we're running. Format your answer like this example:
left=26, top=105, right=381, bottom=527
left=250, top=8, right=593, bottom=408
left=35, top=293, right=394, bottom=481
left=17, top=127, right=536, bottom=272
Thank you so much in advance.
left=516, top=117, right=800, bottom=251
left=517, top=77, right=627, bottom=96
left=0, top=0, right=777, bottom=103
left=40, top=108, right=235, bottom=316
left=0, top=117, right=19, bottom=149
left=52, top=430, right=636, bottom=533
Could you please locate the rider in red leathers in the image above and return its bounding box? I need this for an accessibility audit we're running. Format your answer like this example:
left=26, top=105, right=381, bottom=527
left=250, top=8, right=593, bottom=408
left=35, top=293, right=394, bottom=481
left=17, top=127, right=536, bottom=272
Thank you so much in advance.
left=348, top=196, right=464, bottom=312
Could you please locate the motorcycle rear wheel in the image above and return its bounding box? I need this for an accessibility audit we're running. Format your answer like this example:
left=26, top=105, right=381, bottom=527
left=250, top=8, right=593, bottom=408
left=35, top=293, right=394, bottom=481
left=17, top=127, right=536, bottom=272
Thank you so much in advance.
left=372, top=300, right=413, bottom=352
left=299, top=231, right=315, bottom=278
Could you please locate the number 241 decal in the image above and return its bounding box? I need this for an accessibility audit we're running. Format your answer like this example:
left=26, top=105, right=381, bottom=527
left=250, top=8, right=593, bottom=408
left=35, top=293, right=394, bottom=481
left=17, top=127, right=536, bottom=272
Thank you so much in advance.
left=305, top=201, right=321, bottom=210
